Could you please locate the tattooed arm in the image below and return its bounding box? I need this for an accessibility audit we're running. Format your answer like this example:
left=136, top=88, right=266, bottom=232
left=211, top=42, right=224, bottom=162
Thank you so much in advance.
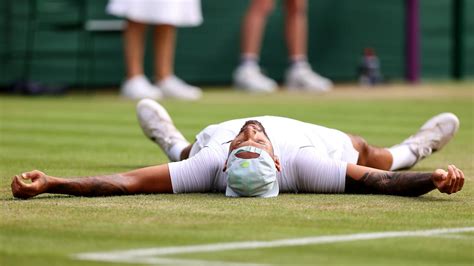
left=345, top=164, right=464, bottom=197
left=11, top=165, right=173, bottom=199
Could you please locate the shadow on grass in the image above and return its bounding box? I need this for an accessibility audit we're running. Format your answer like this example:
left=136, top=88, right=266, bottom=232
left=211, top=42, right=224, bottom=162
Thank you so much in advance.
left=1, top=194, right=78, bottom=201
left=1, top=192, right=460, bottom=202
left=349, top=193, right=459, bottom=202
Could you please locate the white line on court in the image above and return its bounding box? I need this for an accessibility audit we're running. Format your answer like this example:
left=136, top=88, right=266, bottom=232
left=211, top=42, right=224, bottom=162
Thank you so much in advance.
left=74, top=227, right=474, bottom=265
left=95, top=256, right=269, bottom=266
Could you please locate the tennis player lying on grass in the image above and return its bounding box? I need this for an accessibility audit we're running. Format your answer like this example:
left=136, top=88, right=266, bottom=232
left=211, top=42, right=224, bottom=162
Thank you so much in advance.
left=12, top=99, right=464, bottom=199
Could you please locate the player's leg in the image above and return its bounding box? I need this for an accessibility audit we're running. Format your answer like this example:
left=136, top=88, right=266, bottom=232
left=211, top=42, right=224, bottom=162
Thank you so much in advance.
left=348, top=134, right=393, bottom=170
left=153, top=25, right=202, bottom=101
left=387, top=113, right=459, bottom=170
left=179, top=143, right=194, bottom=160
left=233, top=0, right=277, bottom=92
left=350, top=113, right=459, bottom=171
left=136, top=99, right=191, bottom=161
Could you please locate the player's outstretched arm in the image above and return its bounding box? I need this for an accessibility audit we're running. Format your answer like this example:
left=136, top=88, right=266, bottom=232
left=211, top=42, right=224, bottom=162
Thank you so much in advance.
left=345, top=164, right=464, bottom=197
left=11, top=164, right=173, bottom=199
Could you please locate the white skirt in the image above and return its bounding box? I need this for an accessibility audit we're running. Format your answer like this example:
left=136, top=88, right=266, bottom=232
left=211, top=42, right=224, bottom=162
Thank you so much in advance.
left=106, top=0, right=202, bottom=26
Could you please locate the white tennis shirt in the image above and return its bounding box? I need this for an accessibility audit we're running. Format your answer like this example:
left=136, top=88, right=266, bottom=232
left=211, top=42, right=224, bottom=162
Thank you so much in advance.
left=169, top=116, right=359, bottom=194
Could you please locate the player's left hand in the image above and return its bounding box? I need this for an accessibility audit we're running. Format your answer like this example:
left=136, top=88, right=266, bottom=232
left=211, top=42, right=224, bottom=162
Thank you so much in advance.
left=432, top=165, right=464, bottom=194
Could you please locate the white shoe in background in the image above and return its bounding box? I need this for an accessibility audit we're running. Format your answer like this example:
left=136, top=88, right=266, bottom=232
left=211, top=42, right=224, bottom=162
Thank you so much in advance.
left=285, top=63, right=333, bottom=92
left=157, top=75, right=202, bottom=101
left=121, top=75, right=163, bottom=100
left=233, top=64, right=277, bottom=93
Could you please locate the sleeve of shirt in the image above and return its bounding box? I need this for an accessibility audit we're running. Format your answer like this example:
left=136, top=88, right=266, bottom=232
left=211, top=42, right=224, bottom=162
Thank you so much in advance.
left=168, top=147, right=223, bottom=193
left=294, top=147, right=347, bottom=193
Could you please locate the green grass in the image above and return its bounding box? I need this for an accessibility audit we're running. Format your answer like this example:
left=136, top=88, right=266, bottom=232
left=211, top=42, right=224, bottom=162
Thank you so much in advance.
left=1, top=84, right=473, bottom=265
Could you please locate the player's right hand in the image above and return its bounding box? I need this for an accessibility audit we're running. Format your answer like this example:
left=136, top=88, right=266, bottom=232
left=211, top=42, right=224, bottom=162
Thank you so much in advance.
left=11, top=170, right=49, bottom=199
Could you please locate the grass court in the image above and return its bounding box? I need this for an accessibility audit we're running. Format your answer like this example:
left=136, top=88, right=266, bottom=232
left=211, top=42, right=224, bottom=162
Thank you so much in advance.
left=1, top=83, right=473, bottom=265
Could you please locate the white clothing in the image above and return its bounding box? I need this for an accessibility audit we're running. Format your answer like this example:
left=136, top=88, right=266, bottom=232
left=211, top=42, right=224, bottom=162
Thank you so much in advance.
left=107, top=0, right=202, bottom=26
left=169, top=116, right=358, bottom=194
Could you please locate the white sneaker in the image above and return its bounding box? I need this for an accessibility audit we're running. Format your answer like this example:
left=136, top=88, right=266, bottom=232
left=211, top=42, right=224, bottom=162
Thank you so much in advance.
left=157, top=75, right=202, bottom=101
left=396, top=113, right=460, bottom=163
left=233, top=64, right=277, bottom=93
left=121, top=75, right=162, bottom=100
left=136, top=99, right=189, bottom=161
left=285, top=63, right=333, bottom=92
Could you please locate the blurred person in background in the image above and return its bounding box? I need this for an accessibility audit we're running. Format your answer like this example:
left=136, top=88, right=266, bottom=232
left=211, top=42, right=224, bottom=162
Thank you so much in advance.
left=234, top=0, right=333, bottom=93
left=107, top=0, right=203, bottom=101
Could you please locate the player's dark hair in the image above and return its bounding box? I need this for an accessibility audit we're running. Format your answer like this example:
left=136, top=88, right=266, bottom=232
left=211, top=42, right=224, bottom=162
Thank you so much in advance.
left=239, top=120, right=269, bottom=138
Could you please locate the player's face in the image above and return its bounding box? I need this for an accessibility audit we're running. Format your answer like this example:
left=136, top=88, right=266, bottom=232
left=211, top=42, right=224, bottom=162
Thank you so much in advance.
left=229, top=121, right=274, bottom=156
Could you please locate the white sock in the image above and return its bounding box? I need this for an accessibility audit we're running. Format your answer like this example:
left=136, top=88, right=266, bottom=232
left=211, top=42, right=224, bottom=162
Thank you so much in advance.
left=289, top=55, right=308, bottom=69
left=168, top=141, right=189, bottom=162
left=387, top=145, right=417, bottom=170
left=240, top=54, right=259, bottom=67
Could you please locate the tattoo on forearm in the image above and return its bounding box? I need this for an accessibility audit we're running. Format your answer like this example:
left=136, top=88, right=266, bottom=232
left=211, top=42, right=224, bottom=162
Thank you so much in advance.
left=48, top=175, right=130, bottom=197
left=345, top=172, right=436, bottom=197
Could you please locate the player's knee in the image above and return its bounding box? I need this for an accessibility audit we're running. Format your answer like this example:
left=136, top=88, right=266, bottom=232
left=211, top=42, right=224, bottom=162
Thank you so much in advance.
left=351, top=135, right=370, bottom=165
left=361, top=139, right=369, bottom=156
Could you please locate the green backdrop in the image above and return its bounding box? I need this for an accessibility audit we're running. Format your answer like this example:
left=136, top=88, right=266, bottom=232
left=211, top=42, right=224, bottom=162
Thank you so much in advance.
left=0, top=0, right=472, bottom=87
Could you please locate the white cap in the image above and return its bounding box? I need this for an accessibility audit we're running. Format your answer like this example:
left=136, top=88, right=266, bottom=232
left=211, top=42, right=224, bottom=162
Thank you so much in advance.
left=225, top=146, right=279, bottom=198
